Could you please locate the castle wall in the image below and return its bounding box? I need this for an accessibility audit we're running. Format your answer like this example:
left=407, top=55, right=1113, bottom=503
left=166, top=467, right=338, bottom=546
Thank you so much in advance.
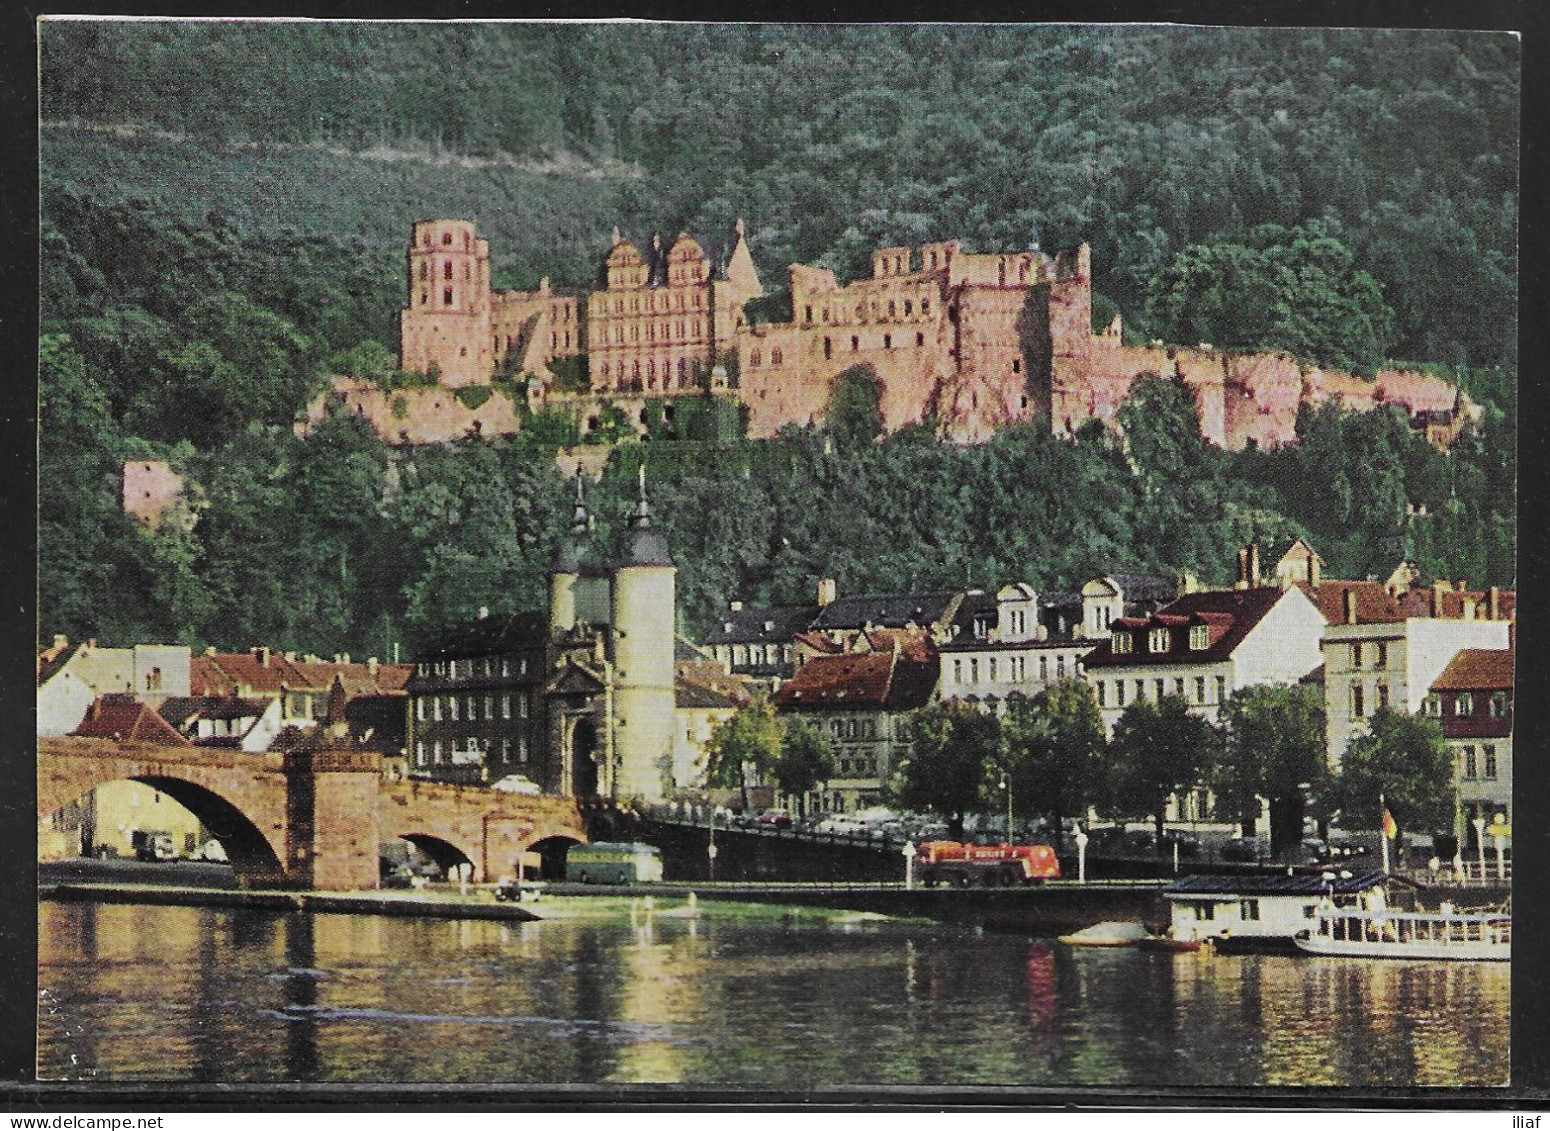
left=359, top=219, right=1469, bottom=454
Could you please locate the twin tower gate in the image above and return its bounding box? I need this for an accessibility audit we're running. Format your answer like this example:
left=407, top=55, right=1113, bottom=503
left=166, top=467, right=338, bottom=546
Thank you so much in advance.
left=38, top=737, right=589, bottom=890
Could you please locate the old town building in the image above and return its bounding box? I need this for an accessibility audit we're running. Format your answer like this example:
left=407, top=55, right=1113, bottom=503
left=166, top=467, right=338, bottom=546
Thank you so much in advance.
left=1426, top=644, right=1513, bottom=829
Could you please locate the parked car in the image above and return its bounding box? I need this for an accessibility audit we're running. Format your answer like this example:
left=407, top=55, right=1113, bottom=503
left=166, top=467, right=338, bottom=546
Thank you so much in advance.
left=1220, top=836, right=1264, bottom=863
left=814, top=816, right=869, bottom=837
left=754, top=810, right=794, bottom=830
left=1158, top=829, right=1203, bottom=857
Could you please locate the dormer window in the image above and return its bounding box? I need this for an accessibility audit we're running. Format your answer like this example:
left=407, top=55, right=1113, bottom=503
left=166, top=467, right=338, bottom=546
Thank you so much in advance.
left=1457, top=693, right=1474, bottom=717
left=1490, top=692, right=1509, bottom=718
left=724, top=622, right=734, bottom=634
left=1112, top=632, right=1132, bottom=655
left=1189, top=624, right=1209, bottom=650
left=1423, top=694, right=1442, bottom=717
left=1148, top=628, right=1170, bottom=653
left=764, top=620, right=775, bottom=632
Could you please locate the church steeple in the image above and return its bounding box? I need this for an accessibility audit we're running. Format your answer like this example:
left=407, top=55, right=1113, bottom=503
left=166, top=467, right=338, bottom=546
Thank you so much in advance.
left=619, top=464, right=672, bottom=567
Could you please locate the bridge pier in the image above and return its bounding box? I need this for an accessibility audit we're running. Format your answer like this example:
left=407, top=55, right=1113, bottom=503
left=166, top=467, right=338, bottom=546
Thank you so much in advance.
left=284, top=747, right=383, bottom=891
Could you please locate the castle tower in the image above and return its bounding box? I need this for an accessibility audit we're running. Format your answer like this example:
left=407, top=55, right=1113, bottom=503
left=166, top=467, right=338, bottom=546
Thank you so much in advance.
left=609, top=468, right=677, bottom=802
left=399, top=219, right=493, bottom=387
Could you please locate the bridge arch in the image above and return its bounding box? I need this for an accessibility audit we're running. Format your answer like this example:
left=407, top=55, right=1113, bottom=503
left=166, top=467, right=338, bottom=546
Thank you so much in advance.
left=528, top=833, right=585, bottom=881
left=392, top=832, right=475, bottom=879
left=51, top=774, right=287, bottom=888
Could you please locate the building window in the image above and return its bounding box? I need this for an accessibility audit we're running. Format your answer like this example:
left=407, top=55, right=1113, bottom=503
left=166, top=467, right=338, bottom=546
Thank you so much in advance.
left=1462, top=746, right=1478, bottom=779
left=1424, top=694, right=1442, bottom=717
left=851, top=335, right=860, bottom=352
left=1192, top=902, right=1215, bottom=922
left=1134, top=680, right=1146, bottom=702
left=1039, top=656, right=1048, bottom=680
left=443, top=288, right=453, bottom=305
left=988, top=658, right=997, bottom=682
left=519, top=736, right=529, bottom=762
left=1457, top=693, right=1474, bottom=717
left=1112, top=632, right=1132, bottom=655
left=433, top=740, right=443, bottom=763
left=1376, top=683, right=1390, bottom=710
left=1190, top=624, right=1209, bottom=650
left=750, top=350, right=761, bottom=367
left=1215, top=676, right=1226, bottom=703
left=1056, top=656, right=1066, bottom=678
left=468, top=697, right=478, bottom=721
left=416, top=741, right=426, bottom=766
left=1240, top=900, right=1261, bottom=922
left=433, top=698, right=443, bottom=722
left=1149, top=628, right=1170, bottom=653
left=519, top=693, right=529, bottom=719
left=1154, top=679, right=1165, bottom=700
left=485, top=695, right=494, bottom=719
left=1350, top=643, right=1362, bottom=670
left=823, top=337, right=832, bottom=360
left=416, top=698, right=426, bottom=722
left=1483, top=745, right=1497, bottom=780
left=1374, top=642, right=1388, bottom=669
left=449, top=697, right=460, bottom=721
left=952, top=659, right=963, bottom=684
left=1096, top=681, right=1107, bottom=707
left=969, top=659, right=979, bottom=682
left=1351, top=683, right=1365, bottom=719
left=1490, top=692, right=1509, bottom=718
left=1116, top=681, right=1127, bottom=707
left=1194, top=676, right=1206, bottom=703
left=771, top=348, right=783, bottom=366
left=1174, top=678, right=1186, bottom=696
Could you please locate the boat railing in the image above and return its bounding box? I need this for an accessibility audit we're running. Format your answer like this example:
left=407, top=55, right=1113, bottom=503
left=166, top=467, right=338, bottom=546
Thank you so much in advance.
left=1314, top=907, right=1511, bottom=948
left=1397, top=859, right=1511, bottom=886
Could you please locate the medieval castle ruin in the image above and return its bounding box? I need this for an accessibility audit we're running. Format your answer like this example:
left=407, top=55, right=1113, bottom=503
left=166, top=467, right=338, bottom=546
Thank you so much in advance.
left=305, top=218, right=1470, bottom=451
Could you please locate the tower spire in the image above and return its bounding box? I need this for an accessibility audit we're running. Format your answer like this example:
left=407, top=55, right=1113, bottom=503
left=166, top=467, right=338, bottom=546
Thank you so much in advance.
left=570, top=468, right=590, bottom=533
left=629, top=464, right=653, bottom=529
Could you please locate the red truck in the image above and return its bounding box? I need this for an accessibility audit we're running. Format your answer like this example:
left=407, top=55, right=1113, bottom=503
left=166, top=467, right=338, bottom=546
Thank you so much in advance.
left=915, top=841, right=1061, bottom=887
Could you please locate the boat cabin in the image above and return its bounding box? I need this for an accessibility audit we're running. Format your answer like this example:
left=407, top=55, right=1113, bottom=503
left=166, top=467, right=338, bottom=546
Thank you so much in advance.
left=1161, top=872, right=1388, bottom=950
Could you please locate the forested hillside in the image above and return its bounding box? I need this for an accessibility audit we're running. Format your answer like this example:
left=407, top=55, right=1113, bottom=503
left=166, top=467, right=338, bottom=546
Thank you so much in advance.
left=36, top=22, right=1518, bottom=656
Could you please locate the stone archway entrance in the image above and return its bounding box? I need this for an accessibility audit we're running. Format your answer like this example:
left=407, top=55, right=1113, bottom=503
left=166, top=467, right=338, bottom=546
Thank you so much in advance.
left=572, top=718, right=599, bottom=799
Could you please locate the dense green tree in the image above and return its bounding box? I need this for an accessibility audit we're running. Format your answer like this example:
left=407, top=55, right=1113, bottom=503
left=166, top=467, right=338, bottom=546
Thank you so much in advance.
left=1330, top=707, right=1453, bottom=839
left=890, top=701, right=999, bottom=841
left=1145, top=223, right=1396, bottom=373
left=1214, top=683, right=1329, bottom=859
left=703, top=699, right=785, bottom=813
left=1105, top=695, right=1222, bottom=845
left=1000, top=680, right=1106, bottom=846
left=824, top=364, right=884, bottom=449
left=774, top=719, right=835, bottom=816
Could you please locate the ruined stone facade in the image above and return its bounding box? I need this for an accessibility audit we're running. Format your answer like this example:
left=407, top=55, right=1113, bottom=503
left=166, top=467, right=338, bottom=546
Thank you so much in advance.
left=309, top=218, right=1468, bottom=451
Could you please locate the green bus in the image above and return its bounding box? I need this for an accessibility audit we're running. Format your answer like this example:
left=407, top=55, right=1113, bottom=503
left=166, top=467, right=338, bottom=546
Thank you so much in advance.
left=565, top=842, right=665, bottom=884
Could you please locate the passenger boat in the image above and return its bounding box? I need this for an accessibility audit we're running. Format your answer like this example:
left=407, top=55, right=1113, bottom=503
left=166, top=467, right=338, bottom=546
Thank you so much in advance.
left=1294, top=907, right=1510, bottom=961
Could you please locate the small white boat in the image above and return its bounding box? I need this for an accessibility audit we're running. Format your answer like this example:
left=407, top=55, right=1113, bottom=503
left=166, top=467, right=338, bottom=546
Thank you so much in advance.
left=1059, top=920, right=1154, bottom=947
left=1294, top=907, right=1510, bottom=962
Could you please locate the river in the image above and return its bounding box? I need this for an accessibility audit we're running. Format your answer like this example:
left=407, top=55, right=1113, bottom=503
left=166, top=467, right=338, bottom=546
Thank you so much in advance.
left=37, top=900, right=1508, bottom=1088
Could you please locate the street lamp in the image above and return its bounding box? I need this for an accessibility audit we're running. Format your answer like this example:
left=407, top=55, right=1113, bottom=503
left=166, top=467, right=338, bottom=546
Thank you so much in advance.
left=1472, top=813, right=1486, bottom=883
left=708, top=805, right=719, bottom=882
left=999, top=770, right=1012, bottom=844
left=1074, top=825, right=1089, bottom=885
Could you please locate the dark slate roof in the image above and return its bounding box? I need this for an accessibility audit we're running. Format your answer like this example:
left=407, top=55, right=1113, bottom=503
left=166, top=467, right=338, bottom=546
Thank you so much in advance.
left=1083, top=587, right=1288, bottom=669
left=1164, top=872, right=1386, bottom=897
left=345, top=694, right=409, bottom=750
left=1108, top=573, right=1178, bottom=606
left=704, top=604, right=818, bottom=647
left=159, top=696, right=270, bottom=728
left=415, top=611, right=548, bottom=659
left=810, top=590, right=961, bottom=632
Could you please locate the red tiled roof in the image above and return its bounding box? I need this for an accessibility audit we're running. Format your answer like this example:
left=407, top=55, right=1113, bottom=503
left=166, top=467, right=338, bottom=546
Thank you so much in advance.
left=859, top=627, right=937, bottom=664
left=1297, top=580, right=1405, bottom=624
left=1083, top=587, right=1290, bottom=669
left=72, top=694, right=189, bottom=745
left=793, top=631, right=845, bottom=655
left=192, top=652, right=411, bottom=697
left=773, top=651, right=936, bottom=712
left=1300, top=580, right=1515, bottom=625
left=1431, top=648, right=1514, bottom=693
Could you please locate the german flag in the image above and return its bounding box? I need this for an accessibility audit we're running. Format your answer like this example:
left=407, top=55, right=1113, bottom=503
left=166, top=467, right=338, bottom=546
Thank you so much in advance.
left=1381, top=808, right=1398, bottom=839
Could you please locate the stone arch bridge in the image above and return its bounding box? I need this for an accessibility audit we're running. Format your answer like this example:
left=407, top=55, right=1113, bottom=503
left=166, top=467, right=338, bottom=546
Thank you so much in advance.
left=39, top=736, right=588, bottom=891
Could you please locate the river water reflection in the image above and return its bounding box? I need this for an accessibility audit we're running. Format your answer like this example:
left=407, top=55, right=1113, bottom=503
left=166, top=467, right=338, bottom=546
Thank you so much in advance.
left=38, top=901, right=1508, bottom=1088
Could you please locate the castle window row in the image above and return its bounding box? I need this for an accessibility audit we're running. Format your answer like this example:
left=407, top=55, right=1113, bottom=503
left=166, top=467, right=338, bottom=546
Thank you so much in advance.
left=600, top=292, right=705, bottom=316
left=416, top=691, right=532, bottom=723
left=598, top=357, right=703, bottom=389
left=801, top=294, right=932, bottom=327
left=747, top=349, right=784, bottom=368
